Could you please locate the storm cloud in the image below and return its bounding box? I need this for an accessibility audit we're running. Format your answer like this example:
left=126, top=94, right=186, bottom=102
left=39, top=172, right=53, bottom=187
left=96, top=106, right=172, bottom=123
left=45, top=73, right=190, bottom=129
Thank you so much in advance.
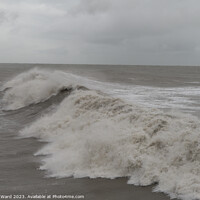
left=0, top=0, right=200, bottom=65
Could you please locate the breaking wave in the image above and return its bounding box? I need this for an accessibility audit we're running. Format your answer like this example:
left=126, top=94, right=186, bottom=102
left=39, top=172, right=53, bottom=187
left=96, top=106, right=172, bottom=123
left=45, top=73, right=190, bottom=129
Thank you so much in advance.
left=1, top=68, right=77, bottom=110
left=3, top=68, right=200, bottom=200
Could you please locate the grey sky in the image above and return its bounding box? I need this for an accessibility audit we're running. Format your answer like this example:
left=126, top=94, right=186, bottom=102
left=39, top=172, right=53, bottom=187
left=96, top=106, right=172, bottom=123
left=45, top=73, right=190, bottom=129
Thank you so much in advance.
left=0, top=0, right=200, bottom=65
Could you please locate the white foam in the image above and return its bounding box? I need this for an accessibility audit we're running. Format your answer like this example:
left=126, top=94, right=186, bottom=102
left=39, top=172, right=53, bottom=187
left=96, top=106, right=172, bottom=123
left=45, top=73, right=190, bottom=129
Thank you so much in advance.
left=20, top=88, right=200, bottom=200
left=1, top=68, right=77, bottom=110
left=95, top=83, right=200, bottom=112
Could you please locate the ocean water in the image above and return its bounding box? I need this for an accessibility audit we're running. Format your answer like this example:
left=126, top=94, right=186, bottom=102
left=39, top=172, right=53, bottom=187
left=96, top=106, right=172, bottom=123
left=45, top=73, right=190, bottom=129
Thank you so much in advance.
left=1, top=64, right=200, bottom=200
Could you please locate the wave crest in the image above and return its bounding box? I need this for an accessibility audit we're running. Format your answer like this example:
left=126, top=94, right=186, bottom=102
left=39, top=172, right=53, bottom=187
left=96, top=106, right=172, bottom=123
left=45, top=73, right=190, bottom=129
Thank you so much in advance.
left=1, top=68, right=73, bottom=110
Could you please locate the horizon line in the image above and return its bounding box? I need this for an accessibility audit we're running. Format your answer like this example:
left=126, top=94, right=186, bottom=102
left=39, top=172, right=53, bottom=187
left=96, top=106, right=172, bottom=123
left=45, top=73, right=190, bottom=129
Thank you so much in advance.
left=0, top=62, right=200, bottom=67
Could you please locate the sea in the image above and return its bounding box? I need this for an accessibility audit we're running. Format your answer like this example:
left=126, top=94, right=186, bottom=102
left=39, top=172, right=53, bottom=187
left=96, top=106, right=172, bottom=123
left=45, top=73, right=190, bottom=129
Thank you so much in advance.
left=0, top=63, right=200, bottom=200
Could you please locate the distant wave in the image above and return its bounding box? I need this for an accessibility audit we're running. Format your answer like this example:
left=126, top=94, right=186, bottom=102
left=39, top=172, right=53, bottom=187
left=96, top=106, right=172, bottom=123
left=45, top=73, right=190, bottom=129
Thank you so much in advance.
left=3, top=68, right=200, bottom=200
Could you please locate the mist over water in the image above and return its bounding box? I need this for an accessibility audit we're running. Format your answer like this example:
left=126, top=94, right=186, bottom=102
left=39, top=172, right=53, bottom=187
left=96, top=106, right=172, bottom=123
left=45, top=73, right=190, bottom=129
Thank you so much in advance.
left=1, top=64, right=200, bottom=200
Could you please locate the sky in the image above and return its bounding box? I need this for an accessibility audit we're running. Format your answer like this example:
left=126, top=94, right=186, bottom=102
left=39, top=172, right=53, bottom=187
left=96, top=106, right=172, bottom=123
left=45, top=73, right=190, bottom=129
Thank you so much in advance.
left=0, top=0, right=200, bottom=65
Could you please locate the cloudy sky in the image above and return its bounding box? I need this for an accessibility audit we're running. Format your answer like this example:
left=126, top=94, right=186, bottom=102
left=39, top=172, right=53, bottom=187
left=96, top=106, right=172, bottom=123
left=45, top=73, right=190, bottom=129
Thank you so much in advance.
left=0, top=0, right=200, bottom=65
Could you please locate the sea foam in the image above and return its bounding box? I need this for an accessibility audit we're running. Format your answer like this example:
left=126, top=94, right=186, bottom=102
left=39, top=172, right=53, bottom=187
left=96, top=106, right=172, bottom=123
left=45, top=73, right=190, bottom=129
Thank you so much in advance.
left=1, top=68, right=75, bottom=110
left=21, top=89, right=200, bottom=200
left=3, top=68, right=200, bottom=200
